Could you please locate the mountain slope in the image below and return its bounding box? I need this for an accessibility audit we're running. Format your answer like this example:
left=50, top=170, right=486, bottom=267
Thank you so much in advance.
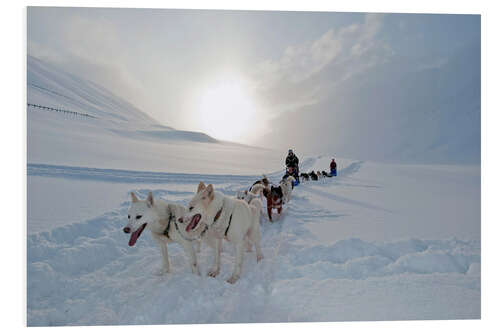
left=254, top=42, right=480, bottom=164
left=27, top=56, right=282, bottom=174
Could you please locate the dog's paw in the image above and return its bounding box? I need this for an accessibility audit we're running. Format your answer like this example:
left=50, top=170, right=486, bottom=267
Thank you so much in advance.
left=152, top=267, right=170, bottom=276
left=226, top=275, right=240, bottom=284
left=207, top=268, right=220, bottom=278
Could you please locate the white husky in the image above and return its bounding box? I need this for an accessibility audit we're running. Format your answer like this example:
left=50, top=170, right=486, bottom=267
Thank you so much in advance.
left=181, top=182, right=263, bottom=284
left=280, top=176, right=295, bottom=203
left=124, top=192, right=201, bottom=275
left=236, top=184, right=265, bottom=252
left=236, top=183, right=265, bottom=203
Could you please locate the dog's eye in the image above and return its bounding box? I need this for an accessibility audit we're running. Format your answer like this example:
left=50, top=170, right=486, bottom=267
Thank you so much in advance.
left=127, top=215, right=130, bottom=219
left=136, top=215, right=142, bottom=219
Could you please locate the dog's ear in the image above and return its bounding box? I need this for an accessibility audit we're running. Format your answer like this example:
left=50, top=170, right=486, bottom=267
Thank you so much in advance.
left=146, top=192, right=154, bottom=207
left=206, top=184, right=214, bottom=199
left=197, top=182, right=206, bottom=193
left=130, top=192, right=138, bottom=203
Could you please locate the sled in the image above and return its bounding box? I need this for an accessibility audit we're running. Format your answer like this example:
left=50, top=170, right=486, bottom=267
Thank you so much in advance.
left=331, top=169, right=337, bottom=177
left=284, top=166, right=300, bottom=186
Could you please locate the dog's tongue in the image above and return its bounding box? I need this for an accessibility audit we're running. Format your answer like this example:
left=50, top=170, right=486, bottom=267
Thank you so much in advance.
left=128, top=224, right=146, bottom=246
left=186, top=214, right=201, bottom=232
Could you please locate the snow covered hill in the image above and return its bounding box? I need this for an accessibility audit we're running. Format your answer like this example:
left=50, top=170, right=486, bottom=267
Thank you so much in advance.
left=254, top=42, right=480, bottom=165
left=27, top=157, right=480, bottom=326
left=27, top=55, right=282, bottom=174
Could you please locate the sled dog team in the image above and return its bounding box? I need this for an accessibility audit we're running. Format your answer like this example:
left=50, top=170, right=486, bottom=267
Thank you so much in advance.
left=300, top=170, right=334, bottom=181
left=124, top=175, right=296, bottom=284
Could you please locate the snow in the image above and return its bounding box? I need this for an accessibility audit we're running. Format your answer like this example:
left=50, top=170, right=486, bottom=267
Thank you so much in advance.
left=27, top=159, right=480, bottom=326
left=26, top=56, right=480, bottom=326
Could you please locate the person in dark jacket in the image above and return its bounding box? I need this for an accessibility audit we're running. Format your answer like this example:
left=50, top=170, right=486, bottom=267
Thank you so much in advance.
left=330, top=158, right=337, bottom=176
left=286, top=149, right=299, bottom=169
left=285, top=149, right=300, bottom=181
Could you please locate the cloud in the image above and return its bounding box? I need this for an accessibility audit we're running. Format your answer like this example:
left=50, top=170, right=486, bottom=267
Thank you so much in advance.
left=253, top=14, right=391, bottom=116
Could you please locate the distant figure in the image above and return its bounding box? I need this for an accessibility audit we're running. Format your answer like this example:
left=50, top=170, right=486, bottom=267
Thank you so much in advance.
left=285, top=149, right=300, bottom=182
left=330, top=158, right=337, bottom=177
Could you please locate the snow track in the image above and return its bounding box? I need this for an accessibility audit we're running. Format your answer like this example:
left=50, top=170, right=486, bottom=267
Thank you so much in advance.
left=27, top=159, right=480, bottom=326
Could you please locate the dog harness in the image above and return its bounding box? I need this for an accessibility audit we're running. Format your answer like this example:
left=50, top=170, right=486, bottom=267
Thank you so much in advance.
left=225, top=214, right=233, bottom=237
left=164, top=211, right=208, bottom=242
left=213, top=207, right=223, bottom=222
left=212, top=201, right=233, bottom=237
left=163, top=212, right=174, bottom=239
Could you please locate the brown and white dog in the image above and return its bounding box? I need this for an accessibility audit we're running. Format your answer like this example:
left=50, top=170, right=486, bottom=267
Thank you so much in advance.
left=263, top=176, right=295, bottom=222
left=236, top=183, right=265, bottom=203
left=250, top=175, right=270, bottom=193
left=181, top=182, right=263, bottom=284
left=263, top=185, right=283, bottom=222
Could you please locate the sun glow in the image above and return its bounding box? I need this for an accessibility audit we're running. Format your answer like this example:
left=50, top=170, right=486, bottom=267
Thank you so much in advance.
left=197, top=76, right=258, bottom=142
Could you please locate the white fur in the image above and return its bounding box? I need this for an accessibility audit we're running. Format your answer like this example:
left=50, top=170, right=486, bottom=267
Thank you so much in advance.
left=280, top=176, right=295, bottom=203
left=237, top=183, right=265, bottom=203
left=125, top=192, right=201, bottom=275
left=183, top=183, right=263, bottom=283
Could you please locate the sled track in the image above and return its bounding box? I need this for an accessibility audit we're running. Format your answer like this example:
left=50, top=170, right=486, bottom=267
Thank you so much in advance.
left=28, top=163, right=258, bottom=184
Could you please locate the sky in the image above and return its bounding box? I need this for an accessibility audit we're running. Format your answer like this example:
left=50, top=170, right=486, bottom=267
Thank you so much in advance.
left=27, top=7, right=480, bottom=161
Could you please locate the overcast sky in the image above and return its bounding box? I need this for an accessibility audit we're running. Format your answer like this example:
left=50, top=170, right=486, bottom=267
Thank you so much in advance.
left=27, top=7, right=480, bottom=147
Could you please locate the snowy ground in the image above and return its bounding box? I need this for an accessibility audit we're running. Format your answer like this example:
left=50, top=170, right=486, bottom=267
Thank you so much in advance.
left=27, top=157, right=480, bottom=326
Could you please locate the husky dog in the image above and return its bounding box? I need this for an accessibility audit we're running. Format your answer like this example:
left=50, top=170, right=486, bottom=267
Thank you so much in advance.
left=124, top=192, right=201, bottom=275
left=309, top=171, right=318, bottom=181
left=236, top=183, right=265, bottom=203
left=263, top=185, right=283, bottom=222
left=236, top=184, right=264, bottom=253
left=245, top=189, right=264, bottom=253
left=316, top=171, right=322, bottom=179
left=322, top=170, right=332, bottom=178
left=251, top=175, right=270, bottom=190
left=181, top=182, right=263, bottom=284
left=300, top=172, right=310, bottom=181
left=280, top=176, right=295, bottom=203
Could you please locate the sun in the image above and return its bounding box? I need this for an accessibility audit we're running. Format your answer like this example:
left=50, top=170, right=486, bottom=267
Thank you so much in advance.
left=197, top=76, right=257, bottom=142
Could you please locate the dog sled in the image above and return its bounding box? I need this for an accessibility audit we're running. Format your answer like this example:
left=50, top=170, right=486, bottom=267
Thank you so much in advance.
left=284, top=166, right=300, bottom=186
